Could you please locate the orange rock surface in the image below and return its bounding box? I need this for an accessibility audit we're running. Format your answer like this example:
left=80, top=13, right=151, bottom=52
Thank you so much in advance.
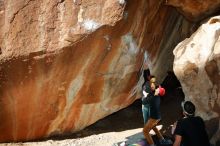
left=166, top=0, right=220, bottom=21
left=1, top=0, right=219, bottom=142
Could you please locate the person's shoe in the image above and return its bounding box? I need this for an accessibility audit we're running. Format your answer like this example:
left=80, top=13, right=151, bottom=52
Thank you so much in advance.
left=159, top=139, right=173, bottom=145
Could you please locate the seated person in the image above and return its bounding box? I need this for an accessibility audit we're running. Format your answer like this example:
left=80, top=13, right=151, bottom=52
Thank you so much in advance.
left=173, top=101, right=211, bottom=146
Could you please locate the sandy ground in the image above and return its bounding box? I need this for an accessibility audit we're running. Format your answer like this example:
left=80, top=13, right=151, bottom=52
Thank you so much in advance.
left=1, top=128, right=145, bottom=146
left=0, top=88, right=184, bottom=146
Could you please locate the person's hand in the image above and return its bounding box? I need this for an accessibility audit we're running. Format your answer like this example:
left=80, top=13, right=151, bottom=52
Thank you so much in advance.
left=143, top=91, right=149, bottom=98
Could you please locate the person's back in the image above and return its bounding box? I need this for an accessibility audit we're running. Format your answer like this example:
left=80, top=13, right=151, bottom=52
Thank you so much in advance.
left=149, top=93, right=161, bottom=120
left=175, top=116, right=210, bottom=146
left=173, top=101, right=210, bottom=146
left=143, top=86, right=171, bottom=146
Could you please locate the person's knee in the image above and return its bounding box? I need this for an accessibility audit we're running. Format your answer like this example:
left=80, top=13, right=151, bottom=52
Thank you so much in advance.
left=143, top=126, right=151, bottom=133
left=152, top=126, right=159, bottom=131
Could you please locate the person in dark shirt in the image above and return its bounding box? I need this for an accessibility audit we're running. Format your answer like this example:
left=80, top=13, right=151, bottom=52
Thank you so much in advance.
left=142, top=75, right=156, bottom=124
left=173, top=101, right=210, bottom=146
left=143, top=86, right=171, bottom=146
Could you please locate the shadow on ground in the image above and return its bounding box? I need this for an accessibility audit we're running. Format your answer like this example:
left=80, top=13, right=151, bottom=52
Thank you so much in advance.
left=49, top=87, right=184, bottom=141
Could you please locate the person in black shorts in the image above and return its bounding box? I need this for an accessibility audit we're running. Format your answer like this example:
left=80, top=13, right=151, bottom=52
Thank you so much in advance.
left=173, top=101, right=211, bottom=146
left=143, top=86, right=172, bottom=146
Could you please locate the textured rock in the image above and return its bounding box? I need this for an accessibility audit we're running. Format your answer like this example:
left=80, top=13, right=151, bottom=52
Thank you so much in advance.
left=166, top=0, right=220, bottom=21
left=173, top=16, right=220, bottom=144
left=0, top=0, right=193, bottom=142
left=0, top=0, right=126, bottom=57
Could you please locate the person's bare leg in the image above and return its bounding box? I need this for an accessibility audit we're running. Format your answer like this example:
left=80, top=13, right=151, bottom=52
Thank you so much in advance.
left=143, top=119, right=157, bottom=145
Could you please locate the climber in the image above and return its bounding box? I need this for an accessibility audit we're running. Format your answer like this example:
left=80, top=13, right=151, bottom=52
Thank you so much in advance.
left=142, top=74, right=156, bottom=124
left=143, top=86, right=173, bottom=146
left=141, top=60, right=158, bottom=124
left=172, top=100, right=211, bottom=146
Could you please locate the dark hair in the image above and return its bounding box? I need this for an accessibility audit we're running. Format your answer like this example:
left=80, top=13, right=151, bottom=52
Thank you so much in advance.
left=150, top=75, right=155, bottom=79
left=145, top=69, right=151, bottom=77
left=155, top=85, right=159, bottom=88
left=182, top=101, right=196, bottom=116
left=143, top=69, right=151, bottom=82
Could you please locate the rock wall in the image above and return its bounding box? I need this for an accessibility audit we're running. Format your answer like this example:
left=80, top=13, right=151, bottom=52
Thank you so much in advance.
left=166, top=0, right=220, bottom=21
left=173, top=16, right=220, bottom=145
left=0, top=0, right=193, bottom=142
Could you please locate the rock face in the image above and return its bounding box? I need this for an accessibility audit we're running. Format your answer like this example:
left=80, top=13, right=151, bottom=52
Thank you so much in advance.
left=166, top=0, right=220, bottom=21
left=0, top=0, right=193, bottom=142
left=2, top=0, right=220, bottom=143
left=173, top=16, right=220, bottom=145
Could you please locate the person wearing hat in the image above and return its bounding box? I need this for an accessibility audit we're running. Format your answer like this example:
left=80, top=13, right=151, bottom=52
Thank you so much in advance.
left=143, top=86, right=172, bottom=146
left=173, top=101, right=210, bottom=146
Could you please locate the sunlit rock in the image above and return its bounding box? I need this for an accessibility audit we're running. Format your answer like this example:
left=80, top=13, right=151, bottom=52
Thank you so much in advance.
left=0, top=0, right=192, bottom=142
left=173, top=16, right=220, bottom=144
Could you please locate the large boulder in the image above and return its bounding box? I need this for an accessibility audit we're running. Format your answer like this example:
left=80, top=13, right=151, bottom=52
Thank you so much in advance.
left=173, top=16, right=220, bottom=145
left=0, top=0, right=192, bottom=142
left=166, top=0, right=220, bottom=21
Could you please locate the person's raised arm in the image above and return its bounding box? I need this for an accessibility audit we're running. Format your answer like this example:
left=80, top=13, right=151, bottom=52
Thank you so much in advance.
left=173, top=135, right=182, bottom=146
left=171, top=121, right=177, bottom=135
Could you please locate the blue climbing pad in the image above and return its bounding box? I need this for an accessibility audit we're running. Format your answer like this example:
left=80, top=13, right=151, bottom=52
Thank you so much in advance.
left=114, top=135, right=173, bottom=146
